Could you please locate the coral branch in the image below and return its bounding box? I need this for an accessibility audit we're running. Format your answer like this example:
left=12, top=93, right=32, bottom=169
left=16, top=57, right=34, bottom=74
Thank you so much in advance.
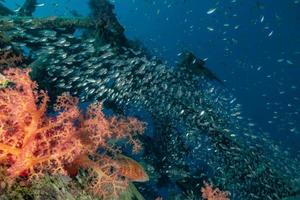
left=201, top=181, right=230, bottom=200
left=0, top=68, right=148, bottom=199
left=0, top=68, right=82, bottom=182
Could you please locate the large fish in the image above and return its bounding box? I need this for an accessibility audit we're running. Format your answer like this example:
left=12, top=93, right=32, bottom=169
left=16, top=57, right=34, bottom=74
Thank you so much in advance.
left=115, top=155, right=149, bottom=182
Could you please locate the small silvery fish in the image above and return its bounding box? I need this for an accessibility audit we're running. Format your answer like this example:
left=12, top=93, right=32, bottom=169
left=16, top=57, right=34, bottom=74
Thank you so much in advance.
left=207, top=8, right=217, bottom=15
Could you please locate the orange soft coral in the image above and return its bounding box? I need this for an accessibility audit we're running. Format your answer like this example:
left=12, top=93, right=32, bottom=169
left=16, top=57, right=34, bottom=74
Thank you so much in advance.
left=68, top=153, right=149, bottom=199
left=79, top=102, right=145, bottom=153
left=0, top=68, right=83, bottom=182
left=201, top=181, right=230, bottom=200
left=71, top=102, right=147, bottom=199
left=72, top=154, right=129, bottom=199
left=0, top=68, right=148, bottom=199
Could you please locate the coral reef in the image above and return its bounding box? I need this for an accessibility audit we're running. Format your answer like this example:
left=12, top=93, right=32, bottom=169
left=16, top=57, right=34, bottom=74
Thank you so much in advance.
left=0, top=68, right=82, bottom=182
left=0, top=0, right=38, bottom=17
left=201, top=182, right=230, bottom=200
left=0, top=0, right=299, bottom=199
left=177, top=51, right=223, bottom=83
left=0, top=68, right=148, bottom=199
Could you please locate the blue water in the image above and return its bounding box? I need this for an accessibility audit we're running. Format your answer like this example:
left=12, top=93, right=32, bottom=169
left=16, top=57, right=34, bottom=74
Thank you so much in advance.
left=5, top=0, right=299, bottom=155
left=118, top=0, right=300, bottom=154
left=5, top=0, right=299, bottom=152
left=112, top=0, right=300, bottom=154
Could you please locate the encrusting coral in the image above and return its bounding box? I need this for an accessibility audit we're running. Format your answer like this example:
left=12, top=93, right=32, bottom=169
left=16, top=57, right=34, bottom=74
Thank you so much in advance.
left=0, top=68, right=148, bottom=199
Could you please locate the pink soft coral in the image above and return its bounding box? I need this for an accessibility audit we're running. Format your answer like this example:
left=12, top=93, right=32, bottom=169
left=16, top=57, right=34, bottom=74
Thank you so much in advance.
left=0, top=68, right=82, bottom=182
left=69, top=102, right=147, bottom=199
left=0, top=68, right=148, bottom=199
left=79, top=102, right=144, bottom=153
left=201, top=181, right=230, bottom=200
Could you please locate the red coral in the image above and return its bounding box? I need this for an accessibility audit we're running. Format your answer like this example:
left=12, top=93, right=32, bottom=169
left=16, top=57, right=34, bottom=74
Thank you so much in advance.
left=0, top=68, right=148, bottom=199
left=201, top=182, right=230, bottom=200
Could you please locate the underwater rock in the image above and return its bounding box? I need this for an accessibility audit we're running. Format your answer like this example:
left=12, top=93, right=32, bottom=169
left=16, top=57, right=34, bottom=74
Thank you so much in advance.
left=177, top=51, right=223, bottom=84
left=18, top=0, right=37, bottom=16
left=0, top=174, right=144, bottom=200
left=88, top=0, right=126, bottom=45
